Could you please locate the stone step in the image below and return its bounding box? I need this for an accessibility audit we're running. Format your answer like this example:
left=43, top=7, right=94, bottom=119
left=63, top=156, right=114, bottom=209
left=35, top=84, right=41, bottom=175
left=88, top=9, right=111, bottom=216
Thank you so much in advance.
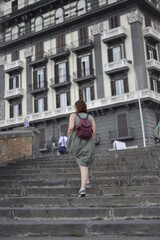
left=0, top=206, right=160, bottom=220
left=0, top=176, right=159, bottom=188
left=0, top=185, right=160, bottom=197
left=0, top=219, right=159, bottom=237
left=0, top=195, right=160, bottom=208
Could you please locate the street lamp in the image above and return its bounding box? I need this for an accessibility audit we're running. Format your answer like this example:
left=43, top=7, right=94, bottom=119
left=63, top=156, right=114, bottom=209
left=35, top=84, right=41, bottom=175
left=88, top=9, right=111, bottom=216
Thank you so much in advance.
left=128, top=60, right=146, bottom=147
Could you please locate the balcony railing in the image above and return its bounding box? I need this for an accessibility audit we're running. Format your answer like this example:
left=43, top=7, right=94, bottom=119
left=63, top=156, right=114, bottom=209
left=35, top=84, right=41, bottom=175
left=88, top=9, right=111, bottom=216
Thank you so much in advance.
left=0, top=89, right=160, bottom=128
left=49, top=45, right=70, bottom=59
left=144, top=27, right=160, bottom=42
left=102, top=26, right=127, bottom=43
left=30, top=81, right=48, bottom=94
left=73, top=68, right=95, bottom=83
left=108, top=127, right=134, bottom=141
left=105, top=59, right=130, bottom=74
left=146, top=59, right=160, bottom=72
left=4, top=60, right=23, bottom=73
left=4, top=88, right=24, bottom=100
left=71, top=38, right=94, bottom=53
left=50, top=75, right=71, bottom=89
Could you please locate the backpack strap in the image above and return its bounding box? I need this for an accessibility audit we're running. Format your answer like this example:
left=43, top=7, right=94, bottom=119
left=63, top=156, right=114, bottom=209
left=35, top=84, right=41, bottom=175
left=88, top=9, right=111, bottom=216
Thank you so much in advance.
left=76, top=113, right=88, bottom=119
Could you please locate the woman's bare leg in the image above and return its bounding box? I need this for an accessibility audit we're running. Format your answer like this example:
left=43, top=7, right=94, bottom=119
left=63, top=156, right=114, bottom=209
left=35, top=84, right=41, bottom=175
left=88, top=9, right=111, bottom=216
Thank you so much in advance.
left=79, top=166, right=89, bottom=189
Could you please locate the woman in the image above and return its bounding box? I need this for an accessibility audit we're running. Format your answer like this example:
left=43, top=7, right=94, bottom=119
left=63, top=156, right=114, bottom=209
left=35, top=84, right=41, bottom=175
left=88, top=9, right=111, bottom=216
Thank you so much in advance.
left=67, top=100, right=96, bottom=197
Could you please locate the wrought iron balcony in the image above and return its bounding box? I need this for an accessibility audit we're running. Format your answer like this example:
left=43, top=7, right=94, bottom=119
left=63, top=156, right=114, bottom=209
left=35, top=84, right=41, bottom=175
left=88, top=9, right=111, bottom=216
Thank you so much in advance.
left=108, top=127, right=134, bottom=141
left=49, top=45, right=70, bottom=60
left=4, top=60, right=23, bottom=73
left=71, top=38, right=94, bottom=53
left=4, top=88, right=24, bottom=100
left=105, top=59, right=130, bottom=75
left=102, top=26, right=127, bottom=44
left=29, top=81, right=48, bottom=94
left=29, top=52, right=48, bottom=66
left=50, top=75, right=71, bottom=89
left=144, top=27, right=160, bottom=43
left=146, top=59, right=160, bottom=72
left=73, top=68, right=95, bottom=83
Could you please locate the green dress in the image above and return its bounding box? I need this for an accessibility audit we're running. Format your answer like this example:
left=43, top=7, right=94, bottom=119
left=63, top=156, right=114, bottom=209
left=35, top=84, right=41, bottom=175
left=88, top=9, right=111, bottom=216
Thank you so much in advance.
left=67, top=113, right=95, bottom=167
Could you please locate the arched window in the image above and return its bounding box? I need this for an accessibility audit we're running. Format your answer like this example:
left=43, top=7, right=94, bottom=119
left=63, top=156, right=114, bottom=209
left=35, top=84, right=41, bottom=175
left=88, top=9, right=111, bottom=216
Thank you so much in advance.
left=35, top=16, right=43, bottom=32
left=77, top=0, right=86, bottom=16
left=11, top=26, right=18, bottom=40
left=55, top=8, right=64, bottom=24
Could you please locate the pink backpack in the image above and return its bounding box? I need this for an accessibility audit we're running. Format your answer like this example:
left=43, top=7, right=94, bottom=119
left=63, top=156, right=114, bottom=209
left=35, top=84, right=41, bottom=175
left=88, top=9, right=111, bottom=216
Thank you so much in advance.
left=75, top=113, right=93, bottom=140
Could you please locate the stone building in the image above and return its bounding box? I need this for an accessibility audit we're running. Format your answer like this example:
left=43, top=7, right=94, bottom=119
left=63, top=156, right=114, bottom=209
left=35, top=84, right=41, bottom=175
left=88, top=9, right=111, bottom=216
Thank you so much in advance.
left=0, top=0, right=160, bottom=153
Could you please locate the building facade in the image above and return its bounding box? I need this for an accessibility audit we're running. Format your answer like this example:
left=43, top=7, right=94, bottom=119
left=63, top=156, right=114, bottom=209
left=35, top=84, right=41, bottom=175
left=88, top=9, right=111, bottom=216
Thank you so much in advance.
left=0, top=0, right=160, bottom=153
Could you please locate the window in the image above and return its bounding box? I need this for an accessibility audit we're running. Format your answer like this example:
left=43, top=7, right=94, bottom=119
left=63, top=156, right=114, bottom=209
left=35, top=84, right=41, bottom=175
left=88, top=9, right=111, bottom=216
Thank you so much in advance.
left=55, top=8, right=64, bottom=24
left=151, top=78, right=160, bottom=93
left=10, top=102, right=22, bottom=118
left=108, top=46, right=122, bottom=62
left=79, top=26, right=88, bottom=45
left=79, top=86, right=95, bottom=102
left=146, top=45, right=157, bottom=60
left=34, top=96, right=47, bottom=113
left=117, top=112, right=128, bottom=138
left=109, top=15, right=120, bottom=29
left=35, top=42, right=43, bottom=60
left=9, top=75, right=19, bottom=90
left=11, top=26, right=19, bottom=40
left=33, top=68, right=46, bottom=89
left=56, top=92, right=70, bottom=108
left=108, top=0, right=117, bottom=4
left=11, top=50, right=19, bottom=61
left=111, top=78, right=128, bottom=96
left=12, top=0, right=18, bottom=12
left=35, top=16, right=43, bottom=32
left=77, top=0, right=86, bottom=16
left=81, top=56, right=90, bottom=77
left=57, top=34, right=65, bottom=52
left=58, top=63, right=66, bottom=83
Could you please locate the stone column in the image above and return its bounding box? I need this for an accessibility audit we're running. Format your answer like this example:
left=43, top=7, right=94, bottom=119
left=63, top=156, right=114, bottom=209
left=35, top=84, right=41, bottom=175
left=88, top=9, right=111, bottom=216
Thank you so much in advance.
left=91, top=23, right=104, bottom=99
left=127, top=10, right=148, bottom=90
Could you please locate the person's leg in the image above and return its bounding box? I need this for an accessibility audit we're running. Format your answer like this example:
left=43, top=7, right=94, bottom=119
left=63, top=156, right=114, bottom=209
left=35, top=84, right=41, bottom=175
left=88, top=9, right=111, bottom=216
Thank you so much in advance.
left=79, top=165, right=89, bottom=189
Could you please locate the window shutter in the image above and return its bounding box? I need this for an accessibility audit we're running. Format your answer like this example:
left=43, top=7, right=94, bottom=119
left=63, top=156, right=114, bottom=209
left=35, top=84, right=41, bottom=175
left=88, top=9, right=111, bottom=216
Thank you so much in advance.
left=89, top=54, right=93, bottom=75
left=34, top=98, right=38, bottom=113
left=9, top=78, right=12, bottom=90
left=67, top=91, right=70, bottom=106
left=157, top=81, right=160, bottom=93
left=124, top=78, right=129, bottom=93
left=66, top=60, right=69, bottom=81
left=12, top=50, right=19, bottom=61
left=117, top=113, right=128, bottom=138
left=35, top=42, right=43, bottom=59
left=153, top=49, right=157, bottom=60
left=56, top=94, right=60, bottom=108
left=115, top=15, right=120, bottom=28
left=109, top=17, right=114, bottom=29
left=109, top=16, right=120, bottom=29
left=44, top=96, right=48, bottom=111
left=16, top=76, right=19, bottom=88
left=79, top=26, right=88, bottom=45
left=44, top=67, right=47, bottom=87
left=111, top=81, right=116, bottom=96
left=145, top=15, right=151, bottom=27
left=57, top=34, right=65, bottom=52
left=77, top=57, right=81, bottom=77
left=146, top=45, right=150, bottom=60
left=91, top=85, right=95, bottom=100
left=10, top=105, right=13, bottom=118
left=79, top=88, right=83, bottom=100
left=19, top=102, right=22, bottom=116
left=150, top=78, right=154, bottom=90
left=54, top=64, right=59, bottom=84
left=33, top=70, right=37, bottom=89
left=108, top=48, right=113, bottom=62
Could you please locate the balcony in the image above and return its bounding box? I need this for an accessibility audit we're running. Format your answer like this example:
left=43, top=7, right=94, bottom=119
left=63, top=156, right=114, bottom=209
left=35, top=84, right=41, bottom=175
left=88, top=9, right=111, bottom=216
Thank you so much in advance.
left=73, top=68, right=95, bottom=83
left=108, top=127, right=134, bottom=141
left=29, top=81, right=48, bottom=94
left=102, top=26, right=127, bottom=44
left=146, top=59, right=160, bottom=73
left=71, top=38, right=94, bottom=53
left=50, top=76, right=71, bottom=89
left=144, top=27, right=160, bottom=43
left=4, top=60, right=23, bottom=73
left=49, top=45, right=70, bottom=60
left=29, top=52, right=48, bottom=67
left=4, top=88, right=24, bottom=100
left=105, top=59, right=130, bottom=75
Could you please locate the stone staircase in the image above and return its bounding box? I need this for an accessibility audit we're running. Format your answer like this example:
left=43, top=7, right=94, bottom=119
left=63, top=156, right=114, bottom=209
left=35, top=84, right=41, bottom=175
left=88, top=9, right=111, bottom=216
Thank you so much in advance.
left=0, top=147, right=160, bottom=238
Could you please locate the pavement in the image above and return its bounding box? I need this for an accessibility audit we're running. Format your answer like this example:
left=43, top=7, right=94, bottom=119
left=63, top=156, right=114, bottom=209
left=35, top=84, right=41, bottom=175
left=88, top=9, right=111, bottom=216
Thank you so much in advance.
left=0, top=236, right=160, bottom=240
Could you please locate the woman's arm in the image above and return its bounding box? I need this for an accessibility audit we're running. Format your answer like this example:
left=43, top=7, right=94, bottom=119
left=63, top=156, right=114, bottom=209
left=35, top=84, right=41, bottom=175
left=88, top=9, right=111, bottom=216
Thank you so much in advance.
left=91, top=116, right=96, bottom=142
left=67, top=113, right=75, bottom=138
